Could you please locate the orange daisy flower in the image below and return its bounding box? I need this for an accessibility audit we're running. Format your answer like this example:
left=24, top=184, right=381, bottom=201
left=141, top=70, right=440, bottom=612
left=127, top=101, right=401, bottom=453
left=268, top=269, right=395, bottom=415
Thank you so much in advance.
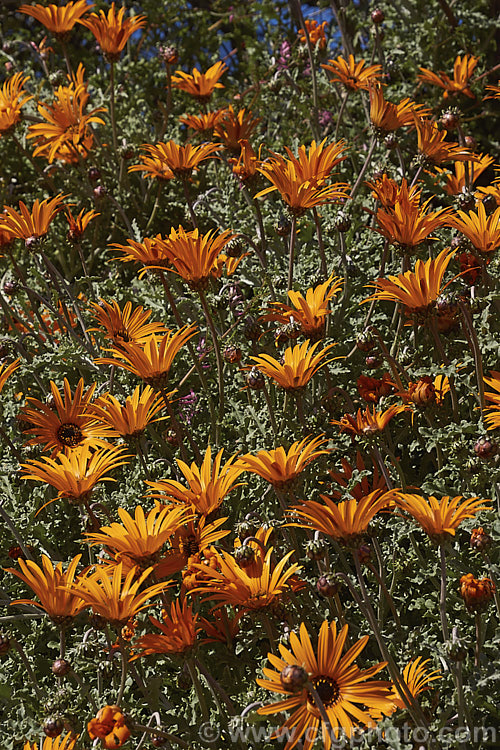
left=19, top=377, right=114, bottom=454
left=7, top=554, right=86, bottom=624
left=179, top=109, right=226, bottom=134
left=157, top=516, right=230, bottom=579
left=158, top=225, right=235, bottom=290
left=447, top=202, right=500, bottom=254
left=68, top=562, right=172, bottom=628
left=261, top=275, right=343, bottom=339
left=392, top=658, right=441, bottom=709
left=24, top=734, right=79, bottom=750
left=414, top=117, right=476, bottom=166
left=363, top=247, right=458, bottom=320
left=145, top=445, right=244, bottom=517
left=250, top=339, right=337, bottom=391
left=395, top=493, right=490, bottom=541
left=20, top=445, right=130, bottom=507
left=65, top=206, right=99, bottom=241
left=0, top=194, right=66, bottom=243
left=129, top=140, right=221, bottom=180
left=90, top=385, right=169, bottom=440
left=257, top=620, right=395, bottom=746
left=484, top=80, right=500, bottom=100
left=332, top=404, right=406, bottom=437
left=171, top=61, right=228, bottom=102
left=79, top=2, right=146, bottom=62
left=240, top=435, right=330, bottom=490
left=418, top=54, right=479, bottom=99
left=95, top=326, right=197, bottom=388
left=111, top=234, right=171, bottom=276
left=0, top=72, right=32, bottom=135
left=322, top=55, right=383, bottom=91
left=88, top=299, right=167, bottom=347
left=20, top=1, right=92, bottom=36
left=0, top=358, right=20, bottom=394
left=88, top=705, right=130, bottom=750
left=132, top=598, right=200, bottom=657
left=298, top=19, right=328, bottom=49
left=369, top=85, right=430, bottom=133
left=434, top=153, right=494, bottom=195
left=228, top=139, right=263, bottom=182
left=328, top=452, right=387, bottom=500
left=288, top=490, right=395, bottom=546
left=460, top=574, right=496, bottom=612
left=365, top=175, right=421, bottom=208
left=214, top=105, right=261, bottom=151
left=357, top=372, right=394, bottom=403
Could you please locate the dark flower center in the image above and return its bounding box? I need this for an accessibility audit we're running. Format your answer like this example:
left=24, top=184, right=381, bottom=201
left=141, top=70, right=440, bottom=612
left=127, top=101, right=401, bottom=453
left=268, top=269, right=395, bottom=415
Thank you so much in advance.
left=308, top=676, right=340, bottom=709
left=57, top=422, right=83, bottom=447
left=181, top=536, right=199, bottom=557
left=115, top=328, right=131, bottom=343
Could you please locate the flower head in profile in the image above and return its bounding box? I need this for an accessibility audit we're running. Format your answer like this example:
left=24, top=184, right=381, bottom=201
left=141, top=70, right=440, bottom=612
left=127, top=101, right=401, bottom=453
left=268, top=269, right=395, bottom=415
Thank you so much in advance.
left=365, top=175, right=421, bottom=208
left=257, top=621, right=395, bottom=746
left=146, top=445, right=244, bottom=516
left=214, top=105, right=261, bottom=152
left=88, top=299, right=167, bottom=347
left=369, top=85, right=430, bottom=133
left=95, top=325, right=197, bottom=388
left=418, top=54, right=479, bottom=99
left=357, top=373, right=394, bottom=403
left=322, top=55, right=383, bottom=91
left=414, top=117, right=476, bottom=166
left=298, top=19, right=327, bottom=49
left=460, top=574, right=496, bottom=612
left=88, top=705, right=131, bottom=749
left=90, top=385, right=168, bottom=440
left=434, top=153, right=494, bottom=196
left=111, top=235, right=171, bottom=276
left=484, top=371, right=500, bottom=430
left=20, top=1, right=92, bottom=36
left=332, top=404, right=406, bottom=437
left=79, top=2, right=146, bottom=62
left=7, top=554, right=86, bottom=625
left=65, top=206, right=99, bottom=241
left=132, top=598, right=200, bottom=657
left=395, top=493, right=490, bottom=542
left=363, top=248, right=458, bottom=322
left=262, top=276, right=343, bottom=340
left=328, top=452, right=387, bottom=500
left=179, top=109, right=226, bottom=134
left=19, top=377, right=114, bottom=455
left=171, top=61, right=228, bottom=103
left=159, top=225, right=235, bottom=290
left=0, top=72, right=32, bottom=135
left=240, top=435, right=330, bottom=490
left=0, top=194, right=66, bottom=244
left=228, top=139, right=264, bottom=183
left=288, top=490, right=394, bottom=546
left=24, top=734, right=79, bottom=750
left=447, top=202, right=500, bottom=255
left=191, top=547, right=301, bottom=612
left=250, top=339, right=337, bottom=391
left=68, top=562, right=172, bottom=628
left=0, top=359, right=20, bottom=395
left=129, top=141, right=221, bottom=180
left=392, top=658, right=441, bottom=709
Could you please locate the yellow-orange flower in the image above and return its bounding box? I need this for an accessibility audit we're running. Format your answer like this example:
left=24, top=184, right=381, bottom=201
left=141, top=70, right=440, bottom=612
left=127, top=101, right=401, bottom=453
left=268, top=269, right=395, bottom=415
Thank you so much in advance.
left=171, top=61, right=227, bottom=102
left=363, top=248, right=458, bottom=320
left=332, top=404, right=406, bottom=437
left=24, top=734, right=78, bottom=750
left=261, top=275, right=343, bottom=339
left=156, top=516, right=230, bottom=579
left=20, top=1, right=92, bottom=36
left=322, top=55, right=383, bottom=91
left=357, top=372, right=394, bottom=403
left=434, top=153, right=494, bottom=195
left=0, top=72, right=32, bottom=135
left=67, top=562, right=171, bottom=627
left=395, top=493, right=490, bottom=540
left=88, top=705, right=130, bottom=750
left=257, top=621, right=395, bottom=745
left=214, top=106, right=261, bottom=151
left=79, top=2, right=146, bottom=62
left=298, top=19, right=327, bottom=49
left=84, top=504, right=190, bottom=569
left=250, top=339, right=337, bottom=391
left=129, top=140, right=221, bottom=179
left=7, top=554, right=86, bottom=624
left=132, top=598, right=200, bottom=657
left=65, top=206, right=99, bottom=240
left=146, top=445, right=244, bottom=516
left=0, top=194, right=66, bottom=243
left=90, top=385, right=168, bottom=440
left=288, top=490, right=395, bottom=545
left=447, top=202, right=500, bottom=254
left=328, top=452, right=387, bottom=500
left=158, top=225, right=235, bottom=290
left=365, top=175, right=421, bottom=208
left=484, top=371, right=500, bottom=405
left=418, top=54, right=479, bottom=99
left=88, top=299, right=167, bottom=347
left=228, top=139, right=263, bottom=181
left=111, top=234, right=171, bottom=276
left=392, top=658, right=441, bottom=709
left=95, top=325, right=197, bottom=388
left=0, top=358, right=20, bottom=394
left=460, top=574, right=496, bottom=612
left=369, top=85, right=430, bottom=132
left=240, top=435, right=330, bottom=490
left=179, top=109, right=226, bottom=133
left=192, top=547, right=301, bottom=612
left=414, top=117, right=476, bottom=166
left=19, top=377, right=114, bottom=454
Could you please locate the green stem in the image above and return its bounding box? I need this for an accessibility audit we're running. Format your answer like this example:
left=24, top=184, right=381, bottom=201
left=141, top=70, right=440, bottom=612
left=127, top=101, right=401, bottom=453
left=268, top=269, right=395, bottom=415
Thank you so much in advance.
left=350, top=136, right=376, bottom=200
left=110, top=61, right=118, bottom=154
left=199, top=290, right=225, bottom=440
left=186, top=657, right=209, bottom=721
left=312, top=207, right=327, bottom=278
left=116, top=638, right=128, bottom=706
left=287, top=215, right=297, bottom=291
left=439, top=544, right=449, bottom=642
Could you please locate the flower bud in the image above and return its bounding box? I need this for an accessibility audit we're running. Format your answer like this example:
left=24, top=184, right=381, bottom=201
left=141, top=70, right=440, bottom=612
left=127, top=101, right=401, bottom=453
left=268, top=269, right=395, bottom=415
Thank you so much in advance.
left=43, top=717, right=64, bottom=738
left=88, top=167, right=101, bottom=182
left=357, top=545, right=371, bottom=564
left=371, top=8, right=384, bottom=23
left=0, top=633, right=10, bottom=655
left=364, top=355, right=380, bottom=369
left=234, top=545, right=255, bottom=568
left=356, top=330, right=375, bottom=352
left=223, top=345, right=242, bottom=364
left=459, top=573, right=496, bottom=612
left=305, top=538, right=326, bottom=560
left=51, top=658, right=71, bottom=676
left=245, top=367, right=265, bottom=390
left=316, top=574, right=340, bottom=597
left=473, top=436, right=498, bottom=459
left=470, top=527, right=492, bottom=552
